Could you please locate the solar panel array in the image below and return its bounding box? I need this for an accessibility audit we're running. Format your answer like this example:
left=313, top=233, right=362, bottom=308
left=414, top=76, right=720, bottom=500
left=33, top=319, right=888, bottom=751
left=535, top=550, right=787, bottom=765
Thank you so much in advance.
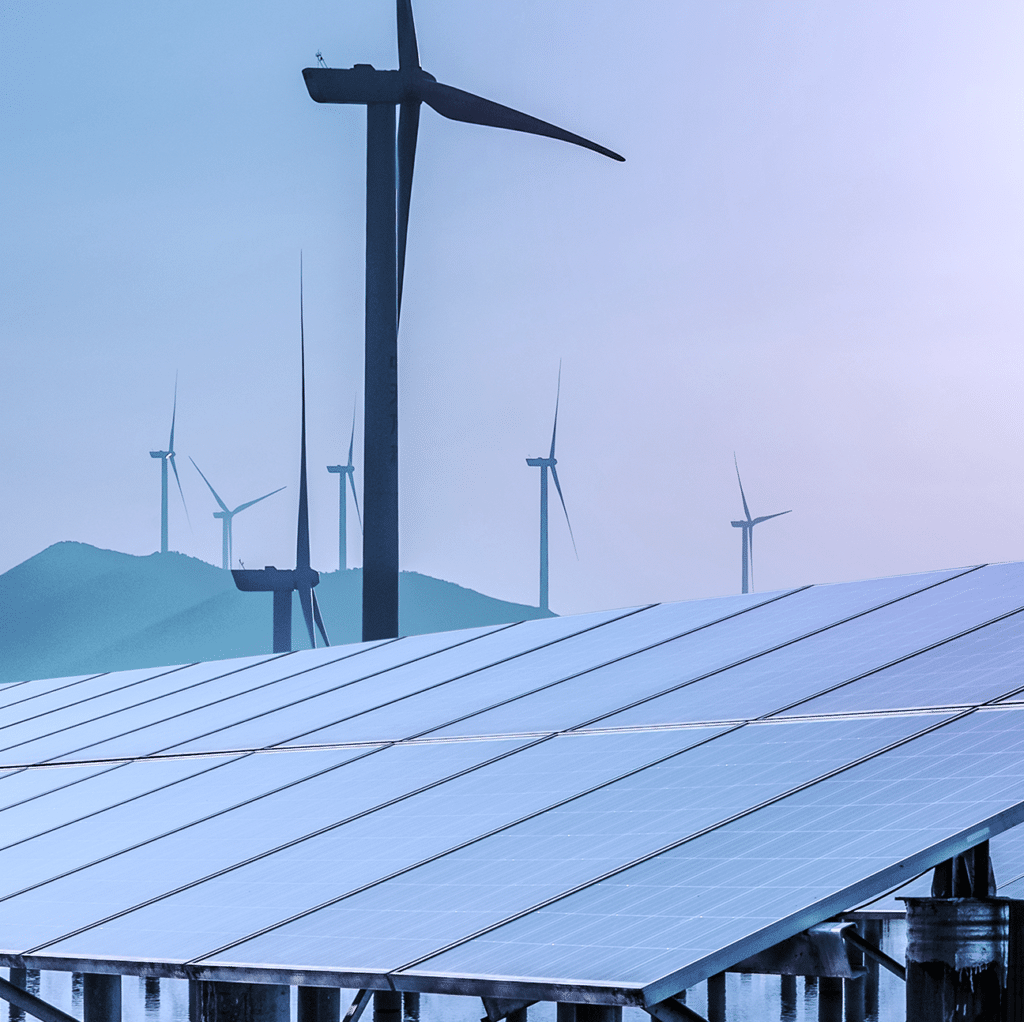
left=2, top=562, right=1024, bottom=1008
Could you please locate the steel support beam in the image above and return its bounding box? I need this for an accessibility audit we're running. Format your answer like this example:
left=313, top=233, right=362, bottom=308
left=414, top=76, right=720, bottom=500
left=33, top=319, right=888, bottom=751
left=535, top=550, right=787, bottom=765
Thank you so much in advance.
left=372, top=991, right=402, bottom=1022
left=0, top=977, right=78, bottom=1022
left=83, top=974, right=120, bottom=1022
left=642, top=996, right=707, bottom=1022
left=706, top=974, right=725, bottom=1022
left=780, top=975, right=797, bottom=1016
left=402, top=993, right=419, bottom=1021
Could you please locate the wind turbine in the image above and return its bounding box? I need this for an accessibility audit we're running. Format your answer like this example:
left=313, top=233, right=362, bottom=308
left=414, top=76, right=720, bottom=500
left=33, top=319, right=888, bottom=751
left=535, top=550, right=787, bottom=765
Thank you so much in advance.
left=731, top=455, right=791, bottom=595
left=326, top=405, right=362, bottom=571
left=303, top=0, right=622, bottom=642
left=232, top=263, right=330, bottom=654
left=189, top=459, right=285, bottom=570
left=526, top=369, right=577, bottom=613
left=149, top=377, right=189, bottom=554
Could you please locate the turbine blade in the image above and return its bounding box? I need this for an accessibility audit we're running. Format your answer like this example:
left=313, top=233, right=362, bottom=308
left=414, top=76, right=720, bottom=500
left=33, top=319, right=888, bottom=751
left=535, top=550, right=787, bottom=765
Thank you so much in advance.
left=396, top=0, right=420, bottom=70
left=189, top=457, right=230, bottom=514
left=397, top=100, right=420, bottom=320
left=169, top=373, right=178, bottom=452
left=298, top=587, right=316, bottom=649
left=296, top=255, right=311, bottom=571
left=733, top=453, right=752, bottom=522
left=347, top=400, right=357, bottom=468
left=751, top=509, right=792, bottom=525
left=170, top=453, right=191, bottom=527
left=348, top=471, right=363, bottom=531
left=549, top=361, right=561, bottom=460
left=233, top=485, right=287, bottom=516
left=419, top=81, right=624, bottom=162
left=312, top=588, right=331, bottom=647
left=549, top=464, right=578, bottom=558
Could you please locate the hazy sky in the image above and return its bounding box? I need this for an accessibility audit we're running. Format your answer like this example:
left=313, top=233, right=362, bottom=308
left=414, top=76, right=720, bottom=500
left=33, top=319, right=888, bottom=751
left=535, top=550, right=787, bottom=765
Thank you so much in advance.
left=3, top=1, right=1023, bottom=616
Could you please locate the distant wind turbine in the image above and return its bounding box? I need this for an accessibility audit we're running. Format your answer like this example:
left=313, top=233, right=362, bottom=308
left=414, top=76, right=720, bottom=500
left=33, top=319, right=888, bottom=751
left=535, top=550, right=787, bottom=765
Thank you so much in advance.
left=190, top=459, right=285, bottom=570
left=526, top=368, right=577, bottom=613
left=149, top=377, right=189, bottom=554
left=327, top=404, right=362, bottom=571
left=731, top=455, right=791, bottom=594
left=303, top=0, right=622, bottom=641
left=232, top=261, right=330, bottom=653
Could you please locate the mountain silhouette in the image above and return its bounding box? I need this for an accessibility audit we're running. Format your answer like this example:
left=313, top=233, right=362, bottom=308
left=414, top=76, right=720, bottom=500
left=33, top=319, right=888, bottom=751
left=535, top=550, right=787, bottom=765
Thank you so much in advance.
left=0, top=543, right=554, bottom=685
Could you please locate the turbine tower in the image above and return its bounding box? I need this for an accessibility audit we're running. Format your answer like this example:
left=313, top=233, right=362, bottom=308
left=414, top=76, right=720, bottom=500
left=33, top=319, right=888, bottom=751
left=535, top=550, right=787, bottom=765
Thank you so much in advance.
left=526, top=370, right=576, bottom=613
left=731, top=455, right=791, bottom=595
left=232, top=263, right=330, bottom=653
left=149, top=378, right=189, bottom=554
left=303, top=0, right=622, bottom=642
left=326, top=405, right=362, bottom=571
left=190, top=458, right=285, bottom=570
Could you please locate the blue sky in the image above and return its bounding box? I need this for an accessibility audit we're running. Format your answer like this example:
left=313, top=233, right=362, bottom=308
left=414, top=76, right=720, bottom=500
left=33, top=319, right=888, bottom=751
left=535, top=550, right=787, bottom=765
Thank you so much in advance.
left=2, top=0, right=1023, bottom=615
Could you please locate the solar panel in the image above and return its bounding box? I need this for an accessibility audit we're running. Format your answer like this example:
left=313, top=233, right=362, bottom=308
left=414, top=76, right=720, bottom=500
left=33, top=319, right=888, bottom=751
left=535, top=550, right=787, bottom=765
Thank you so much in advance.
left=0, top=563, right=1022, bottom=1009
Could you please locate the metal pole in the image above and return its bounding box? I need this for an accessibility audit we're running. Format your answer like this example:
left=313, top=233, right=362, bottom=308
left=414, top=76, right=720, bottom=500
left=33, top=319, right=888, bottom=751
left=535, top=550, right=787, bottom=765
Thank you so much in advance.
left=904, top=896, right=1007, bottom=1021
left=707, top=973, right=725, bottom=1022
left=862, top=920, right=881, bottom=1019
left=780, top=975, right=796, bottom=1018
left=556, top=1005, right=576, bottom=1022
left=372, top=991, right=402, bottom=1022
left=844, top=921, right=865, bottom=1022
left=362, top=101, right=399, bottom=642
left=297, top=988, right=340, bottom=1022
left=817, top=977, right=842, bottom=1022
left=339, top=475, right=348, bottom=572
left=740, top=528, right=748, bottom=594
left=273, top=589, right=291, bottom=652
left=539, top=465, right=549, bottom=612
left=575, top=1009, right=620, bottom=1022
left=401, top=994, right=419, bottom=1021
left=188, top=983, right=290, bottom=1022
left=161, top=459, right=169, bottom=553
left=83, top=975, right=120, bottom=1022
left=222, top=519, right=231, bottom=571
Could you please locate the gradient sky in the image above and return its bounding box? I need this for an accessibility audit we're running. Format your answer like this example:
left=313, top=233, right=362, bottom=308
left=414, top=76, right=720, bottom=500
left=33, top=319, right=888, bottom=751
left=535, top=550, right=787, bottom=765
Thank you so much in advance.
left=3, top=0, right=1023, bottom=616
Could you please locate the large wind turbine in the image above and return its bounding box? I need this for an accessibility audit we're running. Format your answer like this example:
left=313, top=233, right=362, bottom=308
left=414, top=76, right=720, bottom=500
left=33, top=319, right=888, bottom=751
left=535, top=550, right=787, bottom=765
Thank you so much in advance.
left=190, top=459, right=285, bottom=570
left=303, top=0, right=622, bottom=641
left=526, top=371, right=577, bottom=613
left=731, top=455, right=791, bottom=595
left=232, top=265, right=330, bottom=654
left=149, top=378, right=189, bottom=554
left=326, top=405, right=362, bottom=571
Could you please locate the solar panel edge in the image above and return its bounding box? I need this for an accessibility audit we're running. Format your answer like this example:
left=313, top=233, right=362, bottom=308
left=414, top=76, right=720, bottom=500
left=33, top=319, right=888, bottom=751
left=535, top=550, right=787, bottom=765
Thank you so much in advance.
left=638, top=800, right=1024, bottom=1005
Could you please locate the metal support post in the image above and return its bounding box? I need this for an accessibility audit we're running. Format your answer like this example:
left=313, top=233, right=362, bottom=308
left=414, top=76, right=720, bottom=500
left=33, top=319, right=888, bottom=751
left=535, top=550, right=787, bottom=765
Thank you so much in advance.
left=707, top=973, right=725, bottom=1022
left=188, top=982, right=290, bottom=1022
left=843, top=921, right=865, bottom=1022
left=362, top=100, right=400, bottom=642
left=83, top=975, right=120, bottom=1022
left=817, top=977, right=842, bottom=1022
left=143, top=979, right=160, bottom=1013
left=506, top=1009, right=526, bottom=1022
left=575, top=1009, right=620, bottom=1022
left=862, top=920, right=881, bottom=1019
left=1007, top=900, right=1024, bottom=1022
left=373, top=991, right=402, bottom=1022
left=298, top=989, right=340, bottom=1022
left=556, top=1005, right=575, bottom=1022
left=402, top=994, right=419, bottom=1022
left=904, top=896, right=1007, bottom=1021
left=780, top=974, right=796, bottom=1018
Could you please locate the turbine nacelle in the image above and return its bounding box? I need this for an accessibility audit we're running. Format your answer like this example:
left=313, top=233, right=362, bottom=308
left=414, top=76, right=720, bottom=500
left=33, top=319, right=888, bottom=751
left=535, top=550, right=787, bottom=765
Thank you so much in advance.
left=149, top=450, right=168, bottom=459
left=232, top=565, right=321, bottom=593
left=303, top=66, right=437, bottom=105
left=525, top=456, right=556, bottom=468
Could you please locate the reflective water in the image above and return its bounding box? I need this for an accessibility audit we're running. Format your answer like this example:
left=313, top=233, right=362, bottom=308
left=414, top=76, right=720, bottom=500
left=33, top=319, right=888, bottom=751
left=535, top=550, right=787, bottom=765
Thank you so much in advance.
left=2, top=922, right=908, bottom=1022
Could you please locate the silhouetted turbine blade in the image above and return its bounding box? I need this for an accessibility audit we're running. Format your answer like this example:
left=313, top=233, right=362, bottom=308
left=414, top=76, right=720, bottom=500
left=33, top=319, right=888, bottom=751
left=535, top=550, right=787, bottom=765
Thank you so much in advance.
left=170, top=454, right=191, bottom=527
left=169, top=373, right=178, bottom=451
left=549, top=361, right=562, bottom=460
left=190, top=457, right=230, bottom=514
left=298, top=587, right=317, bottom=649
left=397, top=99, right=420, bottom=320
left=733, top=453, right=752, bottom=522
left=347, top=402, right=357, bottom=469
left=312, top=588, right=331, bottom=646
left=396, top=0, right=420, bottom=70
left=550, top=463, right=578, bottom=558
left=419, top=81, right=624, bottom=162
left=752, top=510, right=792, bottom=525
left=233, top=485, right=287, bottom=516
left=348, top=471, right=363, bottom=531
